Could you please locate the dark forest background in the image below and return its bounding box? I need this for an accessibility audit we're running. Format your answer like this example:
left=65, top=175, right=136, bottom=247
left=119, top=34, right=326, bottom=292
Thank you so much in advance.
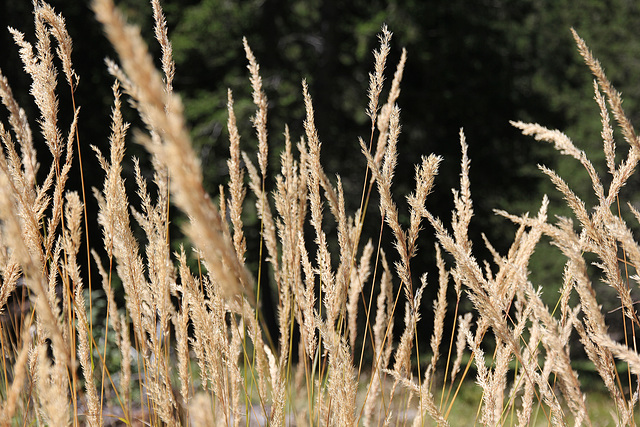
left=2, top=0, right=640, bottom=363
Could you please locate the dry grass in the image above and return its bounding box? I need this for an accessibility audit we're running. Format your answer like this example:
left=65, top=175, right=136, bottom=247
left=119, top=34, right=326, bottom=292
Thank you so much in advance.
left=1, top=1, right=640, bottom=426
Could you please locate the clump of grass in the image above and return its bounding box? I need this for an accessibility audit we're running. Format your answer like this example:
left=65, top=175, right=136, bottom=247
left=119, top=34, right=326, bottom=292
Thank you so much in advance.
left=0, top=0, right=640, bottom=426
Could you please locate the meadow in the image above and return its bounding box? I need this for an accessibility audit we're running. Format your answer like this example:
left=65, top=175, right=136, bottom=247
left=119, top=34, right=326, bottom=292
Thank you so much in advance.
left=0, top=0, right=640, bottom=425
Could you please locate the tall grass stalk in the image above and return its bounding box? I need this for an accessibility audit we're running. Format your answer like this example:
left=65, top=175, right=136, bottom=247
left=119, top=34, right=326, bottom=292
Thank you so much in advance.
left=1, top=1, right=640, bottom=426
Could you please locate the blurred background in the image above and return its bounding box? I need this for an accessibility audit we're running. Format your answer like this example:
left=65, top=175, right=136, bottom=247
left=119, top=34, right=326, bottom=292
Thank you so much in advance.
left=2, top=0, right=640, bottom=365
